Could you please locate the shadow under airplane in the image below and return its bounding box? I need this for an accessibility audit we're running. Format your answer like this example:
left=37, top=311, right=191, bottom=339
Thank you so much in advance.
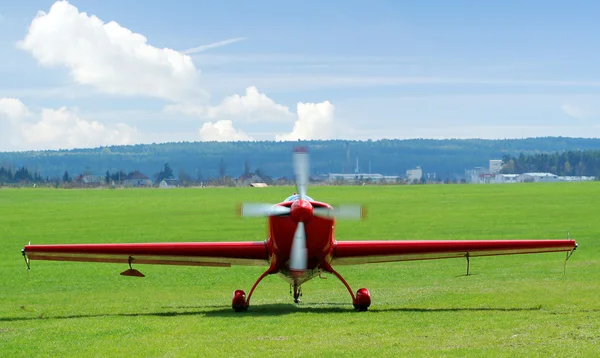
left=1, top=304, right=544, bottom=322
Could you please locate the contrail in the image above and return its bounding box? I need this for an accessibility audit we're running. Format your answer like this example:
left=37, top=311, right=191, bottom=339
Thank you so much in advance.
left=181, top=37, right=246, bottom=54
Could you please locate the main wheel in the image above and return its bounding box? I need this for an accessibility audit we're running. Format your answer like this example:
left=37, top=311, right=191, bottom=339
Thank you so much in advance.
left=353, top=288, right=371, bottom=311
left=232, top=289, right=247, bottom=312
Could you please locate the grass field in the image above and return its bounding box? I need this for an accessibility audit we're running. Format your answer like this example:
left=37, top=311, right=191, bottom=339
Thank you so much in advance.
left=1, top=183, right=599, bottom=357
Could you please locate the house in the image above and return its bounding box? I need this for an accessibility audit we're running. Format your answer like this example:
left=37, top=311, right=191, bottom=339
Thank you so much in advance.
left=123, top=171, right=152, bottom=187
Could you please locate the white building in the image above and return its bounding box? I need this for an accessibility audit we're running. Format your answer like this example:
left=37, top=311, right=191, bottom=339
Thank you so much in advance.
left=557, top=176, right=595, bottom=182
left=497, top=174, right=518, bottom=183
left=489, top=159, right=503, bottom=174
left=517, top=173, right=558, bottom=183
left=406, top=166, right=423, bottom=182
left=327, top=173, right=399, bottom=183
left=466, top=167, right=489, bottom=183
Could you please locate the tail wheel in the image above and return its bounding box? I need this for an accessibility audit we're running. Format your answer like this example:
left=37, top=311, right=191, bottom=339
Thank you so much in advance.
left=232, top=290, right=247, bottom=312
left=354, top=288, right=371, bottom=311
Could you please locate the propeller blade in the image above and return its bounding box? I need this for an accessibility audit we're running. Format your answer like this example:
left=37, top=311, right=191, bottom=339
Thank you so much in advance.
left=313, top=204, right=366, bottom=220
left=289, top=222, right=307, bottom=272
left=238, top=203, right=291, bottom=217
left=293, top=147, right=309, bottom=199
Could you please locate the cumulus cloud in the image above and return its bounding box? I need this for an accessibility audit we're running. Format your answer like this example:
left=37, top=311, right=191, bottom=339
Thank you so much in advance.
left=18, top=0, right=203, bottom=103
left=0, top=98, right=33, bottom=122
left=276, top=101, right=335, bottom=141
left=205, top=86, right=294, bottom=122
left=199, top=120, right=252, bottom=141
left=14, top=1, right=338, bottom=146
left=0, top=98, right=137, bottom=151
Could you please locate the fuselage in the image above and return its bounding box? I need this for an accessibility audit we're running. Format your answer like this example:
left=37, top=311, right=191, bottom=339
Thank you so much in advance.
left=265, top=195, right=336, bottom=285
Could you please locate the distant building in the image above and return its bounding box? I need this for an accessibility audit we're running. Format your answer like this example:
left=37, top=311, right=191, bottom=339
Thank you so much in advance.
left=249, top=183, right=268, bottom=187
left=496, top=174, right=519, bottom=183
left=489, top=159, right=503, bottom=174
left=327, top=173, right=399, bottom=183
left=406, top=167, right=423, bottom=182
left=517, top=173, right=558, bottom=183
left=237, top=174, right=265, bottom=187
left=556, top=176, right=595, bottom=182
left=74, top=174, right=104, bottom=184
left=123, top=171, right=152, bottom=187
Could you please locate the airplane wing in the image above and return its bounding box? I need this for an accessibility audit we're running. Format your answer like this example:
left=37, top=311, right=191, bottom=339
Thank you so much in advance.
left=22, top=241, right=269, bottom=268
left=331, top=239, right=577, bottom=265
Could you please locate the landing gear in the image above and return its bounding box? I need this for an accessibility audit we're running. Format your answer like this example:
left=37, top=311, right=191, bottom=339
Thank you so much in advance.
left=292, top=284, right=302, bottom=303
left=323, top=263, right=371, bottom=311
left=232, top=268, right=272, bottom=312
left=354, top=288, right=371, bottom=311
left=231, top=290, right=247, bottom=312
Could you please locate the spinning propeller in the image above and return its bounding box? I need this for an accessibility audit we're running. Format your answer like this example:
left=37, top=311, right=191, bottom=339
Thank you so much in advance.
left=239, top=147, right=365, bottom=273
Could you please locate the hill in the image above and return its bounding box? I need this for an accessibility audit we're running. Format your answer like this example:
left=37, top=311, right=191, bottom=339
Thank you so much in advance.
left=2, top=137, right=600, bottom=181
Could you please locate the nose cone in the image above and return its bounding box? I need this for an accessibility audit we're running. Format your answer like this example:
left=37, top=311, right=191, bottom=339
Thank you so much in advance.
left=290, top=199, right=313, bottom=223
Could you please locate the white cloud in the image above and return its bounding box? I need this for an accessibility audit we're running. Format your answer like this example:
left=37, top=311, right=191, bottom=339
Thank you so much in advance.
left=205, top=86, right=294, bottom=122
left=276, top=101, right=335, bottom=141
left=0, top=98, right=31, bottom=148
left=0, top=98, right=33, bottom=122
left=17, top=0, right=204, bottom=103
left=13, top=1, right=340, bottom=146
left=181, top=37, right=246, bottom=55
left=0, top=98, right=137, bottom=151
left=561, top=104, right=596, bottom=120
left=199, top=120, right=252, bottom=141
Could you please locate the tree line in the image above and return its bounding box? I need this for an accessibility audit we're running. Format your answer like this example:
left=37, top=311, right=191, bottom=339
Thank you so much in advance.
left=5, top=140, right=600, bottom=186
left=4, top=137, right=600, bottom=180
left=0, top=166, right=45, bottom=184
left=501, top=150, right=600, bottom=177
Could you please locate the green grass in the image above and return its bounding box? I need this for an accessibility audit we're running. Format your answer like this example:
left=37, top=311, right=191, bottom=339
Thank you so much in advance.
left=1, top=183, right=599, bottom=357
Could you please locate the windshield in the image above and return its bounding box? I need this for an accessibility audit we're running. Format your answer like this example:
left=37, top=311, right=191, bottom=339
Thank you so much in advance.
left=284, top=194, right=314, bottom=202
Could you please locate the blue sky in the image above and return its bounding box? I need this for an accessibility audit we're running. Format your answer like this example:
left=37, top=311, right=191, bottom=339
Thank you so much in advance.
left=1, top=1, right=600, bottom=150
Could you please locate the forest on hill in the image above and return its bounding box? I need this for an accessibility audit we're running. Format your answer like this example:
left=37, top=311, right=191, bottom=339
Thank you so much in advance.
left=2, top=137, right=600, bottom=182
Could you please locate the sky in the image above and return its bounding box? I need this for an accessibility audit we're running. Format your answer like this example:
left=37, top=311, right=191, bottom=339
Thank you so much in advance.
left=1, top=0, right=600, bottom=151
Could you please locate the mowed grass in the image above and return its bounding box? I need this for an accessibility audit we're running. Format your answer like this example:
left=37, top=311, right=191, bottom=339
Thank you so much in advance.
left=1, top=183, right=599, bottom=357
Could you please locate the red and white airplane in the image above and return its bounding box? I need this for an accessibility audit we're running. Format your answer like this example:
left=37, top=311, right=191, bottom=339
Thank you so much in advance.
left=22, top=147, right=577, bottom=312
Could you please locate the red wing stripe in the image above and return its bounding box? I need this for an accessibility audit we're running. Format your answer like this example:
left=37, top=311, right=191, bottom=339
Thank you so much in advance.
left=332, top=240, right=577, bottom=265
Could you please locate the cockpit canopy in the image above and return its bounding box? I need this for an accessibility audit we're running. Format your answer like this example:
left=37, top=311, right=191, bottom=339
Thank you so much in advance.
left=284, top=194, right=314, bottom=202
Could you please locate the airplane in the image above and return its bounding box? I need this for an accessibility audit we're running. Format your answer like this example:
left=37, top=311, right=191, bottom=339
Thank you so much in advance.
left=22, top=147, right=578, bottom=312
